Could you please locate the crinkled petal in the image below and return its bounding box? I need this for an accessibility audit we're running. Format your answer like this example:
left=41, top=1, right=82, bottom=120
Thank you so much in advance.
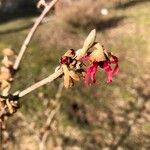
left=62, top=64, right=70, bottom=88
left=103, top=62, right=113, bottom=83
left=110, top=54, right=118, bottom=64
left=112, top=64, right=119, bottom=75
left=102, top=59, right=119, bottom=83
left=85, top=62, right=99, bottom=84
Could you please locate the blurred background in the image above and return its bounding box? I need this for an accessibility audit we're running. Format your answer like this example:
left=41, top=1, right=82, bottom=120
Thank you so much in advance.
left=0, top=0, right=150, bottom=149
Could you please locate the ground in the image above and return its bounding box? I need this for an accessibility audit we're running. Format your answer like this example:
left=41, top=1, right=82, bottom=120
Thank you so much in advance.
left=0, top=0, right=150, bottom=149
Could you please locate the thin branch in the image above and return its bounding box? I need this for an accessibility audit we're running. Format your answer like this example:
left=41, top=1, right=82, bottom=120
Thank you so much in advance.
left=14, top=28, right=96, bottom=97
left=0, top=29, right=96, bottom=118
left=18, top=68, right=63, bottom=98
left=45, top=82, right=63, bottom=126
left=13, top=0, right=59, bottom=70
left=39, top=104, right=60, bottom=150
left=39, top=82, right=63, bottom=150
left=17, top=83, right=64, bottom=150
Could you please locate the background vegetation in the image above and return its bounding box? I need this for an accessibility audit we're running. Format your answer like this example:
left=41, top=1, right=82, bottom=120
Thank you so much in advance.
left=0, top=0, right=150, bottom=149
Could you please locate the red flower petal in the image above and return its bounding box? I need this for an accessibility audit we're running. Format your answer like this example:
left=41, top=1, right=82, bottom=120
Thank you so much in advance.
left=112, top=64, right=119, bottom=75
left=110, top=55, right=118, bottom=64
left=103, top=62, right=113, bottom=83
left=81, top=52, right=119, bottom=85
left=60, top=56, right=69, bottom=65
left=102, top=58, right=119, bottom=83
left=85, top=62, right=99, bottom=84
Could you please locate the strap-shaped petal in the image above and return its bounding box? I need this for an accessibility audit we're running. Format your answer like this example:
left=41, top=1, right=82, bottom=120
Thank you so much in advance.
left=90, top=43, right=106, bottom=62
left=69, top=70, right=80, bottom=81
left=62, top=64, right=70, bottom=88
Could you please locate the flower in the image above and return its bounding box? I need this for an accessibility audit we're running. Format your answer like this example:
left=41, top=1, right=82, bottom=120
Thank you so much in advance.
left=60, top=49, right=80, bottom=88
left=59, top=31, right=119, bottom=88
left=99, top=54, right=119, bottom=83
left=81, top=43, right=119, bottom=85
left=84, top=61, right=99, bottom=84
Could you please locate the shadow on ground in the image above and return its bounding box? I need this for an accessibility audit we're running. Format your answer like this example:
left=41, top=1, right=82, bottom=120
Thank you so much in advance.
left=0, top=8, right=39, bottom=24
left=94, top=16, right=125, bottom=31
left=69, top=16, right=126, bottom=32
left=115, top=0, right=150, bottom=9
left=0, top=23, right=33, bottom=35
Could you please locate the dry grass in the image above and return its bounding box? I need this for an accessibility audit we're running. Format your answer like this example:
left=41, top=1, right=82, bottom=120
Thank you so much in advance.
left=57, top=0, right=114, bottom=30
left=36, top=0, right=123, bottom=50
left=36, top=21, right=84, bottom=49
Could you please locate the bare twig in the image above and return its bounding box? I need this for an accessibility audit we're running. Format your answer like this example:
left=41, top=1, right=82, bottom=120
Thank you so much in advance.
left=0, top=29, right=97, bottom=118
left=13, top=0, right=59, bottom=70
left=0, top=0, right=61, bottom=143
left=39, top=82, right=63, bottom=150
left=0, top=68, right=63, bottom=118
left=15, top=28, right=96, bottom=98
left=18, top=68, right=63, bottom=98
left=0, top=0, right=59, bottom=119
left=45, top=82, right=63, bottom=126
left=17, top=83, right=63, bottom=150
left=39, top=104, right=60, bottom=150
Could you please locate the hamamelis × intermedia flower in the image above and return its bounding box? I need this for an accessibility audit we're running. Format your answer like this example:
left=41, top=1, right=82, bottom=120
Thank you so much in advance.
left=81, top=43, right=119, bottom=85
left=60, top=29, right=119, bottom=88
left=60, top=49, right=82, bottom=88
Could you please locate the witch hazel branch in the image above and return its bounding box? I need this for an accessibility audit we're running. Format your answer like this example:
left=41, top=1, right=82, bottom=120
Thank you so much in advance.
left=13, top=0, right=60, bottom=71
left=0, top=0, right=119, bottom=121
left=0, top=0, right=60, bottom=148
left=0, top=29, right=119, bottom=118
left=0, top=0, right=60, bottom=119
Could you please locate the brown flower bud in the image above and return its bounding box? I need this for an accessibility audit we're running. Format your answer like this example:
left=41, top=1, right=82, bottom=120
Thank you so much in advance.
left=2, top=48, right=14, bottom=56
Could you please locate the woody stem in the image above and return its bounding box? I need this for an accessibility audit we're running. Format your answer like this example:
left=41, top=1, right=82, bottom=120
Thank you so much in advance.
left=18, top=68, right=63, bottom=98
left=13, top=0, right=59, bottom=70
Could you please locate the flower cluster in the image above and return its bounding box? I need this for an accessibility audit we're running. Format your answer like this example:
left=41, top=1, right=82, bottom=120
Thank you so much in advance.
left=60, top=30, right=119, bottom=87
left=60, top=49, right=84, bottom=88
left=81, top=43, right=119, bottom=84
left=0, top=48, right=19, bottom=116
